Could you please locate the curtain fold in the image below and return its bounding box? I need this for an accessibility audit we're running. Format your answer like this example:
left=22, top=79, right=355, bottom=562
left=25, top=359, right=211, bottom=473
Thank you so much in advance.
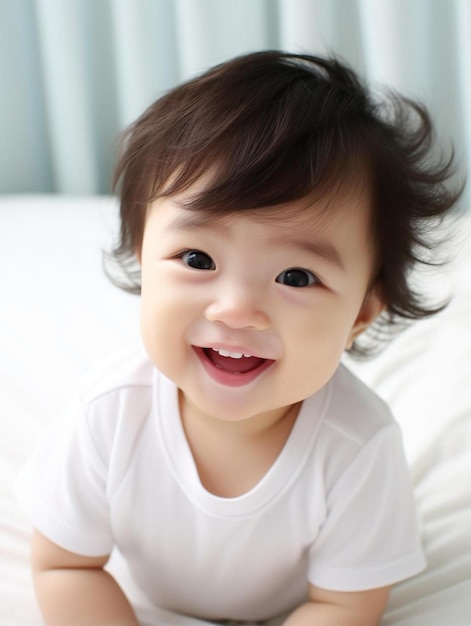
left=0, top=0, right=469, bottom=203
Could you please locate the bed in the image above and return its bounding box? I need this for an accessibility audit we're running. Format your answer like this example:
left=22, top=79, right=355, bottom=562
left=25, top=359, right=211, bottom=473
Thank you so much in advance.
left=1, top=195, right=470, bottom=625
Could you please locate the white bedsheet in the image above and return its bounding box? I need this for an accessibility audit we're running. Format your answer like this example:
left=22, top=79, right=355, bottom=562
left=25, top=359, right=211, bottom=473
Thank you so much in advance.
left=1, top=195, right=470, bottom=625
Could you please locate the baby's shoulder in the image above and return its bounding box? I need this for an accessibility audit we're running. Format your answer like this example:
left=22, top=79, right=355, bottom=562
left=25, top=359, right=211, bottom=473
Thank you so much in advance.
left=71, top=347, right=160, bottom=460
left=78, top=346, right=155, bottom=406
left=321, top=363, right=396, bottom=446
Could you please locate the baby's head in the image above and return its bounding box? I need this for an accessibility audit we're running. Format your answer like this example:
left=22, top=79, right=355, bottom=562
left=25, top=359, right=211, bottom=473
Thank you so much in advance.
left=108, top=50, right=461, bottom=357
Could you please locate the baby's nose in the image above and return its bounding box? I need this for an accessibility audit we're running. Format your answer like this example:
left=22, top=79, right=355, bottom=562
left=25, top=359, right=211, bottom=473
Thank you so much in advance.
left=204, top=284, right=270, bottom=330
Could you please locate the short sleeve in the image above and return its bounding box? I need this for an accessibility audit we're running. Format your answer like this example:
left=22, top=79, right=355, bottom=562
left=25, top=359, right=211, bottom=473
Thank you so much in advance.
left=308, top=423, right=426, bottom=591
left=15, top=396, right=114, bottom=556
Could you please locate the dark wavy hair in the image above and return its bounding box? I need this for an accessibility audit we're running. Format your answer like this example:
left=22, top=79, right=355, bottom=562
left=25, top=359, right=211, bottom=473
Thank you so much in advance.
left=106, top=50, right=463, bottom=357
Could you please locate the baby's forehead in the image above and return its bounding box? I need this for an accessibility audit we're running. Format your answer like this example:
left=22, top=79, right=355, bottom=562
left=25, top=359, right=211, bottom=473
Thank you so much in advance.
left=161, top=180, right=372, bottom=234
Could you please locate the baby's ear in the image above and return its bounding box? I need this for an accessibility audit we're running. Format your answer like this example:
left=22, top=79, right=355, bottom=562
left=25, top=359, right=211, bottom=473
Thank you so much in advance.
left=346, top=286, right=384, bottom=349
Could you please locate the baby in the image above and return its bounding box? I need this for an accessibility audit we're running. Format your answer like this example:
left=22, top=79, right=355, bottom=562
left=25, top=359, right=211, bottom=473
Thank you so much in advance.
left=19, top=51, right=461, bottom=626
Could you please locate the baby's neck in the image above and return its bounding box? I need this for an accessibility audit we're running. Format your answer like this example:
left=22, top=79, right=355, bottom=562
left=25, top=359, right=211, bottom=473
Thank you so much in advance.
left=179, top=398, right=301, bottom=498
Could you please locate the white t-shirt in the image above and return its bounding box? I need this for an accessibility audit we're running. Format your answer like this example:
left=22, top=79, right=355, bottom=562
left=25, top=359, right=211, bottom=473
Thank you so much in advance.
left=17, top=349, right=425, bottom=623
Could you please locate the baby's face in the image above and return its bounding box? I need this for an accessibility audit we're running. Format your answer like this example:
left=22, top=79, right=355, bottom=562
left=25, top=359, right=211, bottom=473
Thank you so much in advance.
left=138, top=183, right=382, bottom=427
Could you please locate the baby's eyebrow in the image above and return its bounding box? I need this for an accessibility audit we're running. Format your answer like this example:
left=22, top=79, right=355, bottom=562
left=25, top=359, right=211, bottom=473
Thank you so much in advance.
left=280, top=237, right=345, bottom=270
left=164, top=205, right=215, bottom=231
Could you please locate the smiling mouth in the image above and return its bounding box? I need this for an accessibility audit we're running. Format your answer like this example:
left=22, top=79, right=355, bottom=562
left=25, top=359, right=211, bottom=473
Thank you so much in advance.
left=204, top=348, right=268, bottom=374
left=192, top=346, right=275, bottom=386
left=194, top=346, right=274, bottom=376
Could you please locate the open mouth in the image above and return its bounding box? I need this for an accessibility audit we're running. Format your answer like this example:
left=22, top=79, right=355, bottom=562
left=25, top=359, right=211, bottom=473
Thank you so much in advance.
left=193, top=346, right=275, bottom=385
left=204, top=347, right=268, bottom=374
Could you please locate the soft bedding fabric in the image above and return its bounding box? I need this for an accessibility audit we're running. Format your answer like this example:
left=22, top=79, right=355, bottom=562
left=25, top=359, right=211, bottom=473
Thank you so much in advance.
left=1, top=195, right=470, bottom=625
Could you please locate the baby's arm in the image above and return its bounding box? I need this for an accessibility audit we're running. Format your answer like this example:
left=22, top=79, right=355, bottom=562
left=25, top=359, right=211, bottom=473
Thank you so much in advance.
left=31, top=529, right=139, bottom=626
left=283, top=584, right=391, bottom=626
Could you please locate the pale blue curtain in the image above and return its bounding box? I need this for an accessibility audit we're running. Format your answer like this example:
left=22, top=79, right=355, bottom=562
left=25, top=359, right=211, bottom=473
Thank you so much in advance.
left=1, top=0, right=470, bottom=204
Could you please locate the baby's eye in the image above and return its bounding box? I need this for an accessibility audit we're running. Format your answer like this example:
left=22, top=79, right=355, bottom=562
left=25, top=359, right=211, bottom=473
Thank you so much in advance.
left=181, top=250, right=216, bottom=270
left=276, top=268, right=319, bottom=288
